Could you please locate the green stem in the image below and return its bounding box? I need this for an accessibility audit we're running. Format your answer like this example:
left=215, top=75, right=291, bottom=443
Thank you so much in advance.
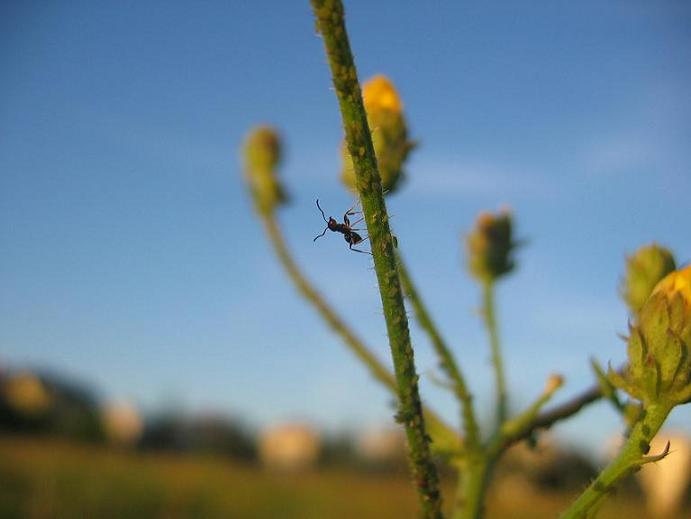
left=452, top=457, right=492, bottom=519
left=311, top=1, right=442, bottom=515
left=455, top=388, right=559, bottom=519
left=398, top=254, right=479, bottom=450
left=261, top=215, right=459, bottom=454
left=560, top=401, right=673, bottom=519
left=450, top=372, right=603, bottom=518
left=482, top=281, right=507, bottom=426
left=448, top=280, right=511, bottom=519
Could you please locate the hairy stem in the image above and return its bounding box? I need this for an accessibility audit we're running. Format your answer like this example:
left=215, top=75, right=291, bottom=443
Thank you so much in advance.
left=311, top=1, right=442, bottom=515
left=560, top=401, right=673, bottom=519
left=398, top=254, right=479, bottom=450
left=482, top=281, right=508, bottom=426
left=261, top=215, right=459, bottom=453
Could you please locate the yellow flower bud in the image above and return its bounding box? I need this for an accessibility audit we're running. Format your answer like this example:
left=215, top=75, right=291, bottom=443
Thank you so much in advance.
left=341, top=75, right=415, bottom=194
left=621, top=244, right=676, bottom=316
left=610, top=266, right=691, bottom=406
left=242, top=125, right=287, bottom=216
left=363, top=75, right=403, bottom=114
left=465, top=209, right=518, bottom=283
left=651, top=264, right=691, bottom=302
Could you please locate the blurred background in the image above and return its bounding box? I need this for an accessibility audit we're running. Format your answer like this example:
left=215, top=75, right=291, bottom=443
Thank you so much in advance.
left=1, top=1, right=690, bottom=517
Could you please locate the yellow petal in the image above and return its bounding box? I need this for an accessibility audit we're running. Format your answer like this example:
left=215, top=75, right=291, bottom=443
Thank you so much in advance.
left=363, top=75, right=403, bottom=114
left=653, top=265, right=691, bottom=304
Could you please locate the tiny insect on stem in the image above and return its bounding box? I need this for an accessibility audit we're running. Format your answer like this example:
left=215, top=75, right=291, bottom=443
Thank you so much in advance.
left=313, top=199, right=371, bottom=255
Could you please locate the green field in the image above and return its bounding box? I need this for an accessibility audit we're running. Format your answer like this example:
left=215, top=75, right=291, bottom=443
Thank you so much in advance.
left=0, top=437, right=650, bottom=518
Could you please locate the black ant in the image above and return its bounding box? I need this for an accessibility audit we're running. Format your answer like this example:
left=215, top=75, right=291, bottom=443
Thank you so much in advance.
left=313, top=199, right=370, bottom=254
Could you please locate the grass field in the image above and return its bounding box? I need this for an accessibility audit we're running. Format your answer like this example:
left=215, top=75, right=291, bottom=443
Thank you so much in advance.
left=0, top=436, right=652, bottom=518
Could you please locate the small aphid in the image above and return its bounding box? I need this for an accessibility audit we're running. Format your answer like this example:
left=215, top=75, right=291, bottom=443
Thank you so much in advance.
left=313, top=199, right=370, bottom=254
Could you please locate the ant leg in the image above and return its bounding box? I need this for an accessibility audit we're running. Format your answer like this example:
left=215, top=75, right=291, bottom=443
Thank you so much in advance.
left=348, top=236, right=371, bottom=254
left=349, top=242, right=372, bottom=255
left=344, top=198, right=363, bottom=219
left=315, top=199, right=329, bottom=223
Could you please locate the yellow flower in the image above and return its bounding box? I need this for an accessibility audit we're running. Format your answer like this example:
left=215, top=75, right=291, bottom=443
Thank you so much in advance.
left=363, top=75, right=403, bottom=114
left=342, top=75, right=414, bottom=194
left=652, top=264, right=691, bottom=303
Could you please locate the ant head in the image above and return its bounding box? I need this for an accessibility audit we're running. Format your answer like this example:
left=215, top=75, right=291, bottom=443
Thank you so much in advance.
left=328, top=217, right=338, bottom=229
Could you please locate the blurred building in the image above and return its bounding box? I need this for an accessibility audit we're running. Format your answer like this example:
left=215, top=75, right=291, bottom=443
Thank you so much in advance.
left=259, top=423, right=320, bottom=470
left=356, top=427, right=407, bottom=465
left=495, top=435, right=596, bottom=496
left=139, top=412, right=256, bottom=461
left=3, top=371, right=52, bottom=416
left=101, top=401, right=144, bottom=446
left=0, top=367, right=103, bottom=441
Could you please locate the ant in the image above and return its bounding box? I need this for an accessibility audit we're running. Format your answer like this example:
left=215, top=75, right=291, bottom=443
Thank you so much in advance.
left=313, top=199, right=371, bottom=254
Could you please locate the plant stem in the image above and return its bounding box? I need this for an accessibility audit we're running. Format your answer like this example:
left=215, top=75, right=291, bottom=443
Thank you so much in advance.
left=450, top=370, right=614, bottom=518
left=448, top=280, right=510, bottom=519
left=452, top=456, right=492, bottom=519
left=398, top=254, right=479, bottom=450
left=560, top=401, right=673, bottom=519
left=482, top=281, right=508, bottom=426
left=311, top=1, right=442, bottom=515
left=454, top=379, right=562, bottom=519
left=261, top=214, right=459, bottom=453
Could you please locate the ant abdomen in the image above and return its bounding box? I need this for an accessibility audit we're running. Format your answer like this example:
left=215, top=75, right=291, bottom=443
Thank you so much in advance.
left=348, top=232, right=363, bottom=244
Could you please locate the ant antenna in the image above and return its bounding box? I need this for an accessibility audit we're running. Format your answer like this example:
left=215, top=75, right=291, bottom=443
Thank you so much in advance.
left=315, top=199, right=328, bottom=223
left=313, top=227, right=328, bottom=241
left=314, top=199, right=329, bottom=241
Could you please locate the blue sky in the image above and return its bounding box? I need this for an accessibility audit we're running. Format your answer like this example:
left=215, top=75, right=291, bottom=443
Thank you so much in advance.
left=1, top=1, right=689, bottom=453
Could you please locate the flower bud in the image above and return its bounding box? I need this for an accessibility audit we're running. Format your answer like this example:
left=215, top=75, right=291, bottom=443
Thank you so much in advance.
left=242, top=125, right=287, bottom=215
left=341, top=75, right=415, bottom=194
left=544, top=374, right=564, bottom=395
left=621, top=244, right=676, bottom=317
left=465, top=209, right=518, bottom=283
left=610, top=266, right=691, bottom=406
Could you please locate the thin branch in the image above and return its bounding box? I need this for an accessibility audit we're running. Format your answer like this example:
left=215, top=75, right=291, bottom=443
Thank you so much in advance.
left=500, top=382, right=603, bottom=449
left=482, top=281, right=508, bottom=426
left=398, top=254, right=480, bottom=450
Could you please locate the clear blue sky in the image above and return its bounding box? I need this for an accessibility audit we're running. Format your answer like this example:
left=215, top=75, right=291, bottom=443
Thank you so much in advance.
left=2, top=1, right=689, bottom=453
